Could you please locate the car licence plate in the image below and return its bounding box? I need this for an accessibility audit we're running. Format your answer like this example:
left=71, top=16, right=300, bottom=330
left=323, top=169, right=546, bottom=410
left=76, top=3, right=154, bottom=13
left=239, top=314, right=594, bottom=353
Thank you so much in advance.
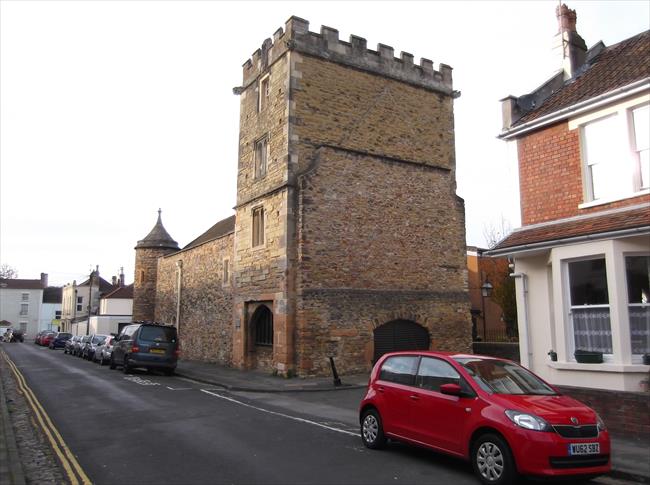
left=568, top=443, right=600, bottom=455
left=149, top=348, right=165, bottom=354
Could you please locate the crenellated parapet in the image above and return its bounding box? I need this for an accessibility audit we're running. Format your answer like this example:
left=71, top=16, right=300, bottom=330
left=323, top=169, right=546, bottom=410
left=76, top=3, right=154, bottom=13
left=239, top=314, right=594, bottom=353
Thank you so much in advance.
left=238, top=16, right=456, bottom=96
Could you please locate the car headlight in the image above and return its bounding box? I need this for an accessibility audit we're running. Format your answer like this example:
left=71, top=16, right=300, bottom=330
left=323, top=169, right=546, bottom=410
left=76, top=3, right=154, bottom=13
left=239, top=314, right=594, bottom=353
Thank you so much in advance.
left=505, top=410, right=551, bottom=431
left=596, top=413, right=606, bottom=432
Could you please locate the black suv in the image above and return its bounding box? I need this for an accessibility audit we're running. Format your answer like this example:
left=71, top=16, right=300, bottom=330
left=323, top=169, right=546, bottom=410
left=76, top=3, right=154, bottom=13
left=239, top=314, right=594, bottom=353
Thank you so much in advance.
left=110, top=322, right=179, bottom=375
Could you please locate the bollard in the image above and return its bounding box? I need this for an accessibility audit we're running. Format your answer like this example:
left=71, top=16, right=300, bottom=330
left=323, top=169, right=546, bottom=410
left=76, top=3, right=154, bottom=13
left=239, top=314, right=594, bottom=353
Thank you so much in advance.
left=329, top=357, right=342, bottom=387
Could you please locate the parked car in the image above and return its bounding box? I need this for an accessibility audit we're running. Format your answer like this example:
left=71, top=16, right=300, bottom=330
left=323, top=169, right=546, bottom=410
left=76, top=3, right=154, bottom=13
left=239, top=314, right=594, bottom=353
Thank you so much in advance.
left=65, top=335, right=81, bottom=354
left=82, top=334, right=108, bottom=360
left=9, top=329, right=24, bottom=343
left=359, top=351, right=611, bottom=485
left=49, top=332, right=72, bottom=350
left=93, top=336, right=115, bottom=365
left=110, top=322, right=179, bottom=375
left=76, top=335, right=92, bottom=357
left=34, top=330, right=51, bottom=345
left=40, top=332, right=57, bottom=347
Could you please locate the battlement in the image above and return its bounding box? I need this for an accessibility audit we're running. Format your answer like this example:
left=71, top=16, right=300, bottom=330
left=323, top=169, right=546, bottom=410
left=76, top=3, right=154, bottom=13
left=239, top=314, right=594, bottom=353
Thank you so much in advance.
left=239, top=16, right=456, bottom=96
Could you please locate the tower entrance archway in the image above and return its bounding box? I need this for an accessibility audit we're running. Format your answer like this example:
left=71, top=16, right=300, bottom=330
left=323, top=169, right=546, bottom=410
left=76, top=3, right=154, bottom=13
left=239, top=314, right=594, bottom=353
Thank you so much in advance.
left=373, top=319, right=430, bottom=363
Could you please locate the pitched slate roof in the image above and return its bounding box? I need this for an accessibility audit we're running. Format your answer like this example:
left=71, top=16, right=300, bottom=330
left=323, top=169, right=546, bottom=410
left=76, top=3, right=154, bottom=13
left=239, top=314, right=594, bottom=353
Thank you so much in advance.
left=0, top=279, right=44, bottom=290
left=514, top=30, right=650, bottom=126
left=491, top=205, right=650, bottom=254
left=101, top=284, right=134, bottom=300
left=184, top=215, right=236, bottom=250
left=78, top=276, right=117, bottom=295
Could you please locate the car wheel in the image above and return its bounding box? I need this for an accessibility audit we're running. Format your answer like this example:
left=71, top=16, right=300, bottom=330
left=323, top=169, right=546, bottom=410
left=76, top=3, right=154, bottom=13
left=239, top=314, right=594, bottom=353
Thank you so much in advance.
left=472, top=433, right=517, bottom=485
left=123, top=356, right=132, bottom=374
left=99, top=355, right=105, bottom=366
left=360, top=408, right=386, bottom=449
left=109, top=356, right=116, bottom=370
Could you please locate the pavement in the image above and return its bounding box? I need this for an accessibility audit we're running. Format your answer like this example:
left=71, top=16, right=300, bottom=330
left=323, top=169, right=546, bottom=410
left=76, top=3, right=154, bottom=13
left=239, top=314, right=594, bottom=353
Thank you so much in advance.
left=175, top=359, right=650, bottom=484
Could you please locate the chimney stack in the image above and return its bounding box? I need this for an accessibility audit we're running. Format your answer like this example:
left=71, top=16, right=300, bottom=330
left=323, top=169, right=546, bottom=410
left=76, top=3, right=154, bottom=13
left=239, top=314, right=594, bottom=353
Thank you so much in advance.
left=119, top=267, right=125, bottom=287
left=40, top=273, right=48, bottom=288
left=112, top=276, right=118, bottom=286
left=553, top=4, right=587, bottom=80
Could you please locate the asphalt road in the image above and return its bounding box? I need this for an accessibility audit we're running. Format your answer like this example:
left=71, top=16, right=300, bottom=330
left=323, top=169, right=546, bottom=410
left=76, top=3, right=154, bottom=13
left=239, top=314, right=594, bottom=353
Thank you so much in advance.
left=3, top=343, right=479, bottom=485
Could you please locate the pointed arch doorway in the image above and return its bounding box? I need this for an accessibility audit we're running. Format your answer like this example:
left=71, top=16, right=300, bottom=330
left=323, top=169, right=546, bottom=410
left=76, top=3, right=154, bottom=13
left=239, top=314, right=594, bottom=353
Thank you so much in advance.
left=373, top=319, right=430, bottom=363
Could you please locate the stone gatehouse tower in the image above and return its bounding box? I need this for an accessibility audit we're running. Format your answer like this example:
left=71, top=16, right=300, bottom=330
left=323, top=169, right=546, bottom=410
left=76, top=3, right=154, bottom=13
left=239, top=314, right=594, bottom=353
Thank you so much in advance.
left=145, top=17, right=471, bottom=376
left=133, top=210, right=179, bottom=321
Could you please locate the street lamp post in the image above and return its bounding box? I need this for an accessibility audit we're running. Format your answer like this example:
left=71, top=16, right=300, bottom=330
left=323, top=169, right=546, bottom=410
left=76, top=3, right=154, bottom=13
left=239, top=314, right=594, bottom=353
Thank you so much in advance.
left=86, top=269, right=93, bottom=335
left=480, top=279, right=493, bottom=341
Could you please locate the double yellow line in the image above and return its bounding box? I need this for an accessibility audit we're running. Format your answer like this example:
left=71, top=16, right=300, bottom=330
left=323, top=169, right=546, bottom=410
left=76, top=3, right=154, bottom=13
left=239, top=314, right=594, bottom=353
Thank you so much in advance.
left=2, top=350, right=92, bottom=485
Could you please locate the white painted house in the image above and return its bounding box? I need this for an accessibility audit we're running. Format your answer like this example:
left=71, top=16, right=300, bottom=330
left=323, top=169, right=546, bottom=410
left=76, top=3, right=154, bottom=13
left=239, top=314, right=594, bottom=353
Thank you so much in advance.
left=491, top=7, right=649, bottom=395
left=0, top=274, right=47, bottom=338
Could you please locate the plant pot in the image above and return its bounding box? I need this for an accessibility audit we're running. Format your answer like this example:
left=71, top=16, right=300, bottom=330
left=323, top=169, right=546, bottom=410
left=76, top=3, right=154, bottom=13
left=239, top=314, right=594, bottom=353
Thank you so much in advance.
left=643, top=353, right=650, bottom=365
left=574, top=349, right=603, bottom=364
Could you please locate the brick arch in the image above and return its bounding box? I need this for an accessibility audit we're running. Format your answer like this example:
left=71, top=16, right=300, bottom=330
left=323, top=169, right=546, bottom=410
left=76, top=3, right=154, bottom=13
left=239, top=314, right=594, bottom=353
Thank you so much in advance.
left=373, top=319, right=430, bottom=363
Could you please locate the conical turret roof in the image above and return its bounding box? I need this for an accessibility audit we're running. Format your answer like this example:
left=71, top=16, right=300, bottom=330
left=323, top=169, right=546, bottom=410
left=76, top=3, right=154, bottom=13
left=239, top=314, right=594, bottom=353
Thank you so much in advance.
left=135, top=209, right=179, bottom=250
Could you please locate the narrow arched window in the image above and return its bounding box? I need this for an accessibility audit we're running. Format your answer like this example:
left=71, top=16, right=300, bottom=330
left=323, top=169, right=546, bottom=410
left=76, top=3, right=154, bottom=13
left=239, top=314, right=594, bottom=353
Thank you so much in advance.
left=252, top=305, right=273, bottom=346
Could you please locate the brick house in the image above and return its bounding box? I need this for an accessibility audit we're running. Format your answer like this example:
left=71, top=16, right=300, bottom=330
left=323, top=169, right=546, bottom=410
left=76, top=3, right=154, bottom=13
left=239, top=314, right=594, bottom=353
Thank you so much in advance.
left=135, top=17, right=472, bottom=377
left=490, top=4, right=649, bottom=438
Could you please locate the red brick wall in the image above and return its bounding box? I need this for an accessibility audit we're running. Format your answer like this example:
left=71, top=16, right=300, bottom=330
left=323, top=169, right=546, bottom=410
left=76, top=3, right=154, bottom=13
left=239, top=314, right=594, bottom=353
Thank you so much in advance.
left=558, top=385, right=650, bottom=440
left=518, top=122, right=583, bottom=226
left=518, top=122, right=650, bottom=226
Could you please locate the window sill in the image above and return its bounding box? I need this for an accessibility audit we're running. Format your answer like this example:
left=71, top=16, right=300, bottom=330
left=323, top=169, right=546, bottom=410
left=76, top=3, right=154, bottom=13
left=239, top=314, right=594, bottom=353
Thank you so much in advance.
left=578, top=189, right=650, bottom=209
left=548, top=361, right=649, bottom=372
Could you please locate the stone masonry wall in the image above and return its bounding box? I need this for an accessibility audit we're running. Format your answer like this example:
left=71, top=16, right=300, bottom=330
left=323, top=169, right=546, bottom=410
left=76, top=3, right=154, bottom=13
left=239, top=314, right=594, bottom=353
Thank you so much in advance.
left=155, top=235, right=234, bottom=364
left=288, top=47, right=470, bottom=374
left=232, top=34, right=293, bottom=373
left=297, top=291, right=471, bottom=375
left=294, top=148, right=471, bottom=374
left=518, top=121, right=650, bottom=226
left=133, top=247, right=171, bottom=321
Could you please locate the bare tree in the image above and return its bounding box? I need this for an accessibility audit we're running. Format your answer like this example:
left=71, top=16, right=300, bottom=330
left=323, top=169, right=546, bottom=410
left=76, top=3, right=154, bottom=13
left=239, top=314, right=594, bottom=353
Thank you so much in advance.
left=0, top=264, right=18, bottom=279
left=483, top=216, right=513, bottom=249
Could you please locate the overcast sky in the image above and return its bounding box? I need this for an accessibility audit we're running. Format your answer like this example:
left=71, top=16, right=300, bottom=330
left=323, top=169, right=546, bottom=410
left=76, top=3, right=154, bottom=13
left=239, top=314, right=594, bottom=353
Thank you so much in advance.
left=1, top=0, right=649, bottom=286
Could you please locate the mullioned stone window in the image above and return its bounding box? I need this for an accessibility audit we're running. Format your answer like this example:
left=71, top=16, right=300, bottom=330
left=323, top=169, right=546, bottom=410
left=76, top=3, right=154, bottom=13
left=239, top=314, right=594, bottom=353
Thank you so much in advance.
left=258, top=74, right=270, bottom=112
left=254, top=136, right=268, bottom=179
left=252, top=206, right=265, bottom=247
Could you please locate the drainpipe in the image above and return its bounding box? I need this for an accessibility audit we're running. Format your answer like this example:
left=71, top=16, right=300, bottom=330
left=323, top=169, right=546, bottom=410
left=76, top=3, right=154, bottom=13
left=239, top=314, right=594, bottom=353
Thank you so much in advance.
left=175, top=261, right=182, bottom=335
left=511, top=272, right=532, bottom=368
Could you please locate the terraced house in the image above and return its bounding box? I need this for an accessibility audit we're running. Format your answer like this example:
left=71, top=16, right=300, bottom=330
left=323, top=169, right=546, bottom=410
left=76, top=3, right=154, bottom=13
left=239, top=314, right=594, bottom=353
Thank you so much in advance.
left=491, top=5, right=649, bottom=438
left=134, top=17, right=471, bottom=376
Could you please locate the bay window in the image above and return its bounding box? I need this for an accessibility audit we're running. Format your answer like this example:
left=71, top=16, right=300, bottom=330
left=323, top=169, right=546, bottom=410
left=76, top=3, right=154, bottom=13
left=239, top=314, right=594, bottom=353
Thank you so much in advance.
left=568, top=258, right=612, bottom=354
left=626, top=255, right=650, bottom=355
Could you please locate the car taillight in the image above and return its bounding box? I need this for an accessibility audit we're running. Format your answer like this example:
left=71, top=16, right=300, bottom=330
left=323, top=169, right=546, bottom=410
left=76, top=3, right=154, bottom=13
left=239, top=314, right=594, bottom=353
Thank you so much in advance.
left=174, top=342, right=181, bottom=356
left=131, top=345, right=140, bottom=353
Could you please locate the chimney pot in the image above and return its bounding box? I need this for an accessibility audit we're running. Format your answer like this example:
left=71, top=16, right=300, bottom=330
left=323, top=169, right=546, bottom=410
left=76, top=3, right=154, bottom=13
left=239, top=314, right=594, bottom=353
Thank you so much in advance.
left=556, top=4, right=577, bottom=33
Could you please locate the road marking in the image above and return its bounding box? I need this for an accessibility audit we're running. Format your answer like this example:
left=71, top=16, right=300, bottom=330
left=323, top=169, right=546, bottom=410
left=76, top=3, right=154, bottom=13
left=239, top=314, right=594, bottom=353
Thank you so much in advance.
left=166, top=386, right=193, bottom=391
left=123, top=375, right=160, bottom=386
left=2, top=350, right=92, bottom=485
left=200, top=389, right=358, bottom=437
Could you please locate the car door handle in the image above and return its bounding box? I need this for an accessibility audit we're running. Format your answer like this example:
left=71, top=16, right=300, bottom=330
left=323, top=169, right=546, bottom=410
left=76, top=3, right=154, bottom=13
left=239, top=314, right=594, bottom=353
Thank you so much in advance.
left=409, top=395, right=419, bottom=401
left=377, top=387, right=385, bottom=393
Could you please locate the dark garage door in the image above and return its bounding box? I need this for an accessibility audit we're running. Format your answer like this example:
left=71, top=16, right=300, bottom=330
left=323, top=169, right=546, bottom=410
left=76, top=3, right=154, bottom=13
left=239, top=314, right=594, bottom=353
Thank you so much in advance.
left=373, top=320, right=430, bottom=363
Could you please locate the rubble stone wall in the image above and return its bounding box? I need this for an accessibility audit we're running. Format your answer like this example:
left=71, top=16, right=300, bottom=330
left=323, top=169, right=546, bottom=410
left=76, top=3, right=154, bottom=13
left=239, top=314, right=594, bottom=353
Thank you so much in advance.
left=155, top=235, right=234, bottom=364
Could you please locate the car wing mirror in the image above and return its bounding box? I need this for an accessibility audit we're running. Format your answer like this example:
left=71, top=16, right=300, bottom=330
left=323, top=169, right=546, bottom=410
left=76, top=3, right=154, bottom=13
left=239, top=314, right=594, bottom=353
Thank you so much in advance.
left=440, top=383, right=462, bottom=396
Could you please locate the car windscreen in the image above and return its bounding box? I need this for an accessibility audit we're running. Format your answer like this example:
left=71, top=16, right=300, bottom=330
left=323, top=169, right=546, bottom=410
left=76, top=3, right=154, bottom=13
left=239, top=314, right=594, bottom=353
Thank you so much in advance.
left=454, top=358, right=557, bottom=395
left=139, top=326, right=176, bottom=343
left=58, top=333, right=72, bottom=338
left=92, top=336, right=107, bottom=344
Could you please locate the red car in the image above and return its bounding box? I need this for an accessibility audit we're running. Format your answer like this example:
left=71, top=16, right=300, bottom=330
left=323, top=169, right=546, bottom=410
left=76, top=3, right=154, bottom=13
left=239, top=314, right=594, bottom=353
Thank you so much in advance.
left=39, top=331, right=56, bottom=347
left=359, top=351, right=610, bottom=485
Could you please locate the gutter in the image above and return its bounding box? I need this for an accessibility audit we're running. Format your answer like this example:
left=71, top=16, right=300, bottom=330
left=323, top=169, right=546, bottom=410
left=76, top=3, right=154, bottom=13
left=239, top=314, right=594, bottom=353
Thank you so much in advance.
left=485, top=226, right=650, bottom=257
left=499, top=78, right=650, bottom=140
